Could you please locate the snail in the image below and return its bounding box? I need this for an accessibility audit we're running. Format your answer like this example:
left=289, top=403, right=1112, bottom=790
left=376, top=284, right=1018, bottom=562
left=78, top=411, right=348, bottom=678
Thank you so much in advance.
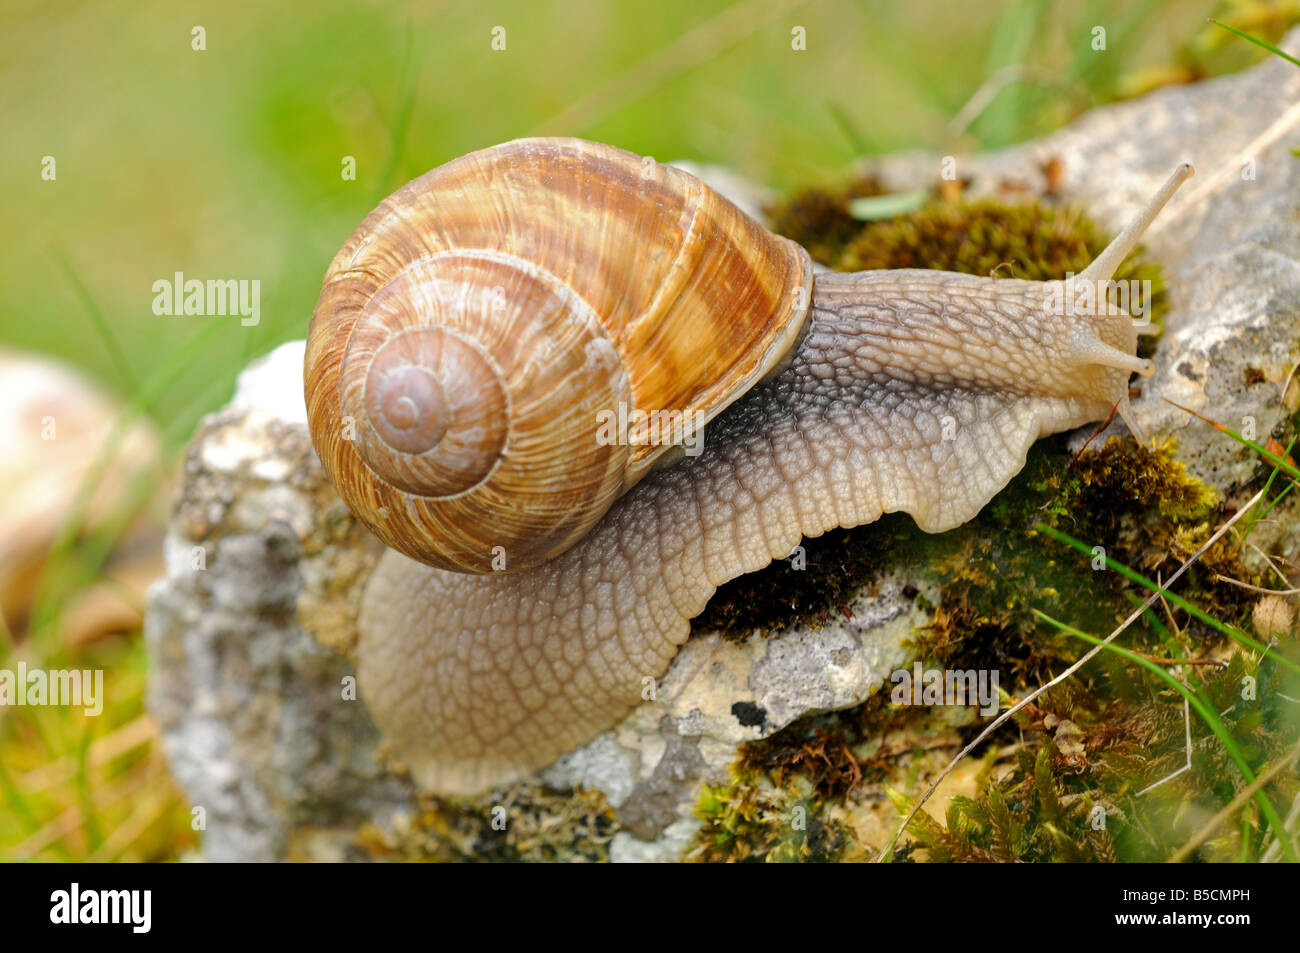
left=305, top=138, right=1192, bottom=795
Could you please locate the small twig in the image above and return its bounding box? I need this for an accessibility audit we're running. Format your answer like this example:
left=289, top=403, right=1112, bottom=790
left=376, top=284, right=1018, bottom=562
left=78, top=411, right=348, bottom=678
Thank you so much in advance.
left=1167, top=736, right=1300, bottom=863
left=1133, top=653, right=1224, bottom=667
left=1261, top=788, right=1300, bottom=863
left=1071, top=401, right=1121, bottom=464
left=1214, top=574, right=1300, bottom=596
left=1246, top=542, right=1296, bottom=588
left=947, top=64, right=1051, bottom=139
left=1282, top=355, right=1300, bottom=408
left=875, top=487, right=1266, bottom=861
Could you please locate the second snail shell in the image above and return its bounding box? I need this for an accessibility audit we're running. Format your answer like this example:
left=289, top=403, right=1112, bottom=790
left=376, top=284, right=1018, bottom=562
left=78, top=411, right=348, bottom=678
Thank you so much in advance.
left=305, top=138, right=813, bottom=573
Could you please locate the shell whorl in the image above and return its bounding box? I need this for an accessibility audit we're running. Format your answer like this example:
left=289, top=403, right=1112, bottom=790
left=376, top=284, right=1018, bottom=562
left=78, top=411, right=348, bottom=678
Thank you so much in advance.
left=349, top=290, right=508, bottom=496
left=306, top=137, right=813, bottom=573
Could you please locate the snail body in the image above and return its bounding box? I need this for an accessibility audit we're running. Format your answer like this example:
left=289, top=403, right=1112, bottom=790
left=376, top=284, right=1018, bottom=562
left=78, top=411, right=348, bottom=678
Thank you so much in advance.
left=305, top=138, right=1192, bottom=794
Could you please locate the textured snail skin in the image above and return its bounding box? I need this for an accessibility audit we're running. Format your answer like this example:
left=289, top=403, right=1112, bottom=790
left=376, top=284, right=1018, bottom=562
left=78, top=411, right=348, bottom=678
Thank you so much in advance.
left=359, top=157, right=1193, bottom=795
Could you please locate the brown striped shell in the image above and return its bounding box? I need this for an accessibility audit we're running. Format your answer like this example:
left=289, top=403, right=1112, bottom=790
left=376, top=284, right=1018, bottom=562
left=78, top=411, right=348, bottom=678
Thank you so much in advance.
left=305, top=137, right=813, bottom=573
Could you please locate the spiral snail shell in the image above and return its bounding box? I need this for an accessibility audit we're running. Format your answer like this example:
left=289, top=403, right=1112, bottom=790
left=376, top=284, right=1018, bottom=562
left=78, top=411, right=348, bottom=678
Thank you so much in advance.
left=305, top=138, right=812, bottom=573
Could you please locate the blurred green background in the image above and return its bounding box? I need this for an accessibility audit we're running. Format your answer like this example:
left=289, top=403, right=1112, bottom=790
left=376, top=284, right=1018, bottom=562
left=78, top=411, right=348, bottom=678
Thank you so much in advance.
left=4, top=0, right=1290, bottom=437
left=1, top=0, right=1295, bottom=860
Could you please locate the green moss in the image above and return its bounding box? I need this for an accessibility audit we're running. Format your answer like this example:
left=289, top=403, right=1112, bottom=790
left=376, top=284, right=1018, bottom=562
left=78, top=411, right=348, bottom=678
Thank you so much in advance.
left=710, top=426, right=1293, bottom=860
left=885, top=745, right=1123, bottom=862
left=888, top=635, right=1300, bottom=863
left=765, top=172, right=887, bottom=265
left=359, top=782, right=617, bottom=862
left=687, top=769, right=849, bottom=863
left=842, top=199, right=1102, bottom=276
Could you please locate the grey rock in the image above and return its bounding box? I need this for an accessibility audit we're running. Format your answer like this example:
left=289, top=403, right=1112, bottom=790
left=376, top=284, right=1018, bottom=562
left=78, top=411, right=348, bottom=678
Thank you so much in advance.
left=610, top=817, right=701, bottom=864
left=145, top=346, right=408, bottom=862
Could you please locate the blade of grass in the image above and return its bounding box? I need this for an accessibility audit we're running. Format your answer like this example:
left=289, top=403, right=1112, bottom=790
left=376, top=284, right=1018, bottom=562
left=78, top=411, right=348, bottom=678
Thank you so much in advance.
left=1163, top=398, right=1300, bottom=481
left=32, top=317, right=267, bottom=651
left=848, top=190, right=927, bottom=221
left=972, top=0, right=1042, bottom=146
left=16, top=715, right=155, bottom=795
left=1261, top=787, right=1300, bottom=862
left=238, top=294, right=262, bottom=373
left=1210, top=18, right=1300, bottom=69
left=51, top=246, right=138, bottom=394
left=159, top=371, right=248, bottom=446
left=1249, top=475, right=1296, bottom=525
left=369, top=14, right=417, bottom=208
left=75, top=719, right=102, bottom=855
left=91, top=787, right=175, bottom=862
left=1037, top=522, right=1300, bottom=680
left=530, top=0, right=812, bottom=137
left=826, top=101, right=873, bottom=158
left=0, top=754, right=39, bottom=833
left=1245, top=434, right=1298, bottom=528
left=1037, top=609, right=1297, bottom=862
left=1065, top=0, right=1162, bottom=88
left=1131, top=596, right=1212, bottom=694
left=861, top=1, right=965, bottom=119
left=29, top=462, right=163, bottom=654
